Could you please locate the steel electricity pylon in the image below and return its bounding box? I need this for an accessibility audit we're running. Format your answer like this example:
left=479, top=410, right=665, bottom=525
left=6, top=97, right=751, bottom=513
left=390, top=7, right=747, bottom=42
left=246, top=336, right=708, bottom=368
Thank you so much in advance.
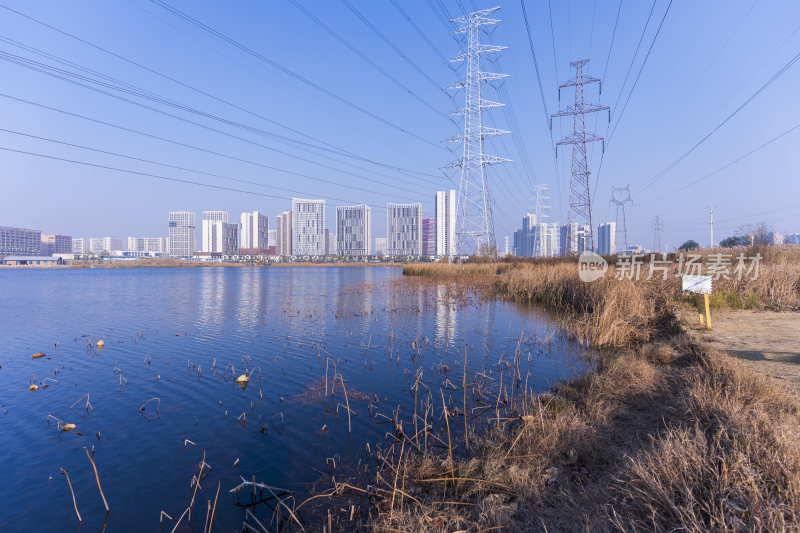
left=610, top=185, right=632, bottom=252
left=551, top=59, right=609, bottom=252
left=652, top=215, right=664, bottom=253
left=531, top=184, right=550, bottom=256
left=445, top=6, right=510, bottom=258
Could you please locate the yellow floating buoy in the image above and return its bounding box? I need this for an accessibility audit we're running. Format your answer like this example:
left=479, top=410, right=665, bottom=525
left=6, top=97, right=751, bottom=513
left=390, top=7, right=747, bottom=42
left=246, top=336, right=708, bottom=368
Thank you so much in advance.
left=96, top=340, right=104, bottom=348
left=62, top=423, right=77, bottom=432
left=32, top=352, right=46, bottom=359
left=29, top=384, right=39, bottom=391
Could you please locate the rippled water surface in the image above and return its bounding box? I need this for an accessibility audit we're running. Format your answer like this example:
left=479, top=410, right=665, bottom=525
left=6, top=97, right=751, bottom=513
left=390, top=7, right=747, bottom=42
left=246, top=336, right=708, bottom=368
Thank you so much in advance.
left=0, top=266, right=587, bottom=531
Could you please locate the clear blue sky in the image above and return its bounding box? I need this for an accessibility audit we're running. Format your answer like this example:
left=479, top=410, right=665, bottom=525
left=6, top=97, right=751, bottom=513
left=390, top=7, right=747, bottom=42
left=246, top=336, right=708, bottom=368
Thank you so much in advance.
left=1, top=0, right=799, bottom=248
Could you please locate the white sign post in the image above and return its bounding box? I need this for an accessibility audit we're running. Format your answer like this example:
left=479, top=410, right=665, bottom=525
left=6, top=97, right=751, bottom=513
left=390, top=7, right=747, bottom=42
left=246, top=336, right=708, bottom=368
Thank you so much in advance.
left=682, top=275, right=713, bottom=330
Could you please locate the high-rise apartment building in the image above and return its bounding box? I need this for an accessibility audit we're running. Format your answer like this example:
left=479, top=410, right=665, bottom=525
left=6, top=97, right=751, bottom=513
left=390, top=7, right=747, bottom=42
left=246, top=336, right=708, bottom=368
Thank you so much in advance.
left=276, top=211, right=292, bottom=256
left=560, top=223, right=591, bottom=255
left=202, top=211, right=230, bottom=253
left=538, top=223, right=560, bottom=257
left=387, top=203, right=422, bottom=256
left=240, top=211, right=269, bottom=250
left=422, top=218, right=435, bottom=256
left=168, top=211, right=196, bottom=258
left=336, top=204, right=371, bottom=257
left=0, top=226, right=42, bottom=256
left=40, top=234, right=72, bottom=255
left=597, top=222, right=617, bottom=255
left=204, top=220, right=239, bottom=255
left=435, top=189, right=456, bottom=256
left=291, top=198, right=325, bottom=256
left=513, top=214, right=538, bottom=257
left=267, top=229, right=276, bottom=249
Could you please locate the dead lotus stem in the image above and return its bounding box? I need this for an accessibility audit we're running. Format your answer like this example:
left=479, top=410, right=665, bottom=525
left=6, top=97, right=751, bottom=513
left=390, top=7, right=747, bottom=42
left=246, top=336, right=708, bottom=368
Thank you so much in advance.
left=83, top=447, right=109, bottom=512
left=139, top=397, right=160, bottom=412
left=60, top=468, right=82, bottom=522
left=70, top=393, right=93, bottom=412
left=160, top=510, right=172, bottom=524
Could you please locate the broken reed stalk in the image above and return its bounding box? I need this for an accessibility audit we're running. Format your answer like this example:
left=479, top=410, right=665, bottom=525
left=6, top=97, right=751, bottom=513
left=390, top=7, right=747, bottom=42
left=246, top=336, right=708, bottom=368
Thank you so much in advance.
left=60, top=468, right=82, bottom=522
left=463, top=347, right=468, bottom=455
left=83, top=447, right=109, bottom=512
left=207, top=480, right=220, bottom=532
left=389, top=440, right=405, bottom=524
left=441, top=389, right=454, bottom=488
left=170, top=506, right=190, bottom=533
left=189, top=450, right=206, bottom=517
left=339, top=373, right=351, bottom=434
left=160, top=510, right=173, bottom=525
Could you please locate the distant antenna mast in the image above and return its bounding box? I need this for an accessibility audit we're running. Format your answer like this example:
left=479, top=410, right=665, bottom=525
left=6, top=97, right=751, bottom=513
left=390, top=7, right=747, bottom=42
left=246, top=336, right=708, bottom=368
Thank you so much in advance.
left=610, top=185, right=632, bottom=251
left=708, top=205, right=714, bottom=248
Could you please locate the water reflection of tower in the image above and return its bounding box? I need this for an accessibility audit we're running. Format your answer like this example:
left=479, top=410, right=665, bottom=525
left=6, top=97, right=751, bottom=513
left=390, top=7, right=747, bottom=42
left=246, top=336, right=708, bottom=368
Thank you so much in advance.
left=434, top=283, right=457, bottom=347
left=478, top=296, right=498, bottom=369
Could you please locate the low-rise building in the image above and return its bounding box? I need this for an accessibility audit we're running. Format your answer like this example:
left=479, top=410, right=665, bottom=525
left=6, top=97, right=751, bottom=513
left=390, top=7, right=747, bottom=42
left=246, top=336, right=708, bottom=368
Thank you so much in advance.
left=2, top=255, right=64, bottom=265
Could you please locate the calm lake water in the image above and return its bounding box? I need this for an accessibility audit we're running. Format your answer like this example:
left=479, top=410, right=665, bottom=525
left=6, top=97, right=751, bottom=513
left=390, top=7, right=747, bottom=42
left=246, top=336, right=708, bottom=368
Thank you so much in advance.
left=0, top=266, right=587, bottom=531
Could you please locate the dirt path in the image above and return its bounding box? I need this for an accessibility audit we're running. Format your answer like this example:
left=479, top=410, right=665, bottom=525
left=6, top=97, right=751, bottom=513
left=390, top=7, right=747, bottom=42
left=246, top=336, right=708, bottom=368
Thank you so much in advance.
left=681, top=308, right=800, bottom=391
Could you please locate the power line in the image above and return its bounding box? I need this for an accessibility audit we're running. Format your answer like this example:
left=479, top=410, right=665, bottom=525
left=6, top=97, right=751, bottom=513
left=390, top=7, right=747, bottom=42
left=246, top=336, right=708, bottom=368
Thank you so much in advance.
left=0, top=92, right=422, bottom=202
left=0, top=39, right=441, bottom=189
left=339, top=0, right=448, bottom=95
left=286, top=0, right=444, bottom=117
left=607, top=0, right=673, bottom=145
left=147, top=0, right=447, bottom=152
left=0, top=48, right=431, bottom=195
left=0, top=127, right=392, bottom=209
left=389, top=0, right=449, bottom=62
left=0, top=2, right=440, bottom=181
left=636, top=47, right=800, bottom=194
left=638, top=119, right=800, bottom=203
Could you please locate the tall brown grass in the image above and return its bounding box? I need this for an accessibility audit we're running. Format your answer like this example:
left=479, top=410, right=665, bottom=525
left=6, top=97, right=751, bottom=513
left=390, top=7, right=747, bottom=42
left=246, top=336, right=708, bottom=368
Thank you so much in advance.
left=368, top=255, right=800, bottom=532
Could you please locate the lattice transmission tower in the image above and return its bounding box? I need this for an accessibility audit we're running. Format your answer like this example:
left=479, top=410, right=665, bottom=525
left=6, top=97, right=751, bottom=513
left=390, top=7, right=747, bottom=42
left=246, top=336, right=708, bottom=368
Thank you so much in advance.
left=652, top=215, right=664, bottom=253
left=551, top=59, right=609, bottom=252
left=610, top=185, right=632, bottom=252
left=531, top=184, right=550, bottom=256
left=445, top=7, right=510, bottom=258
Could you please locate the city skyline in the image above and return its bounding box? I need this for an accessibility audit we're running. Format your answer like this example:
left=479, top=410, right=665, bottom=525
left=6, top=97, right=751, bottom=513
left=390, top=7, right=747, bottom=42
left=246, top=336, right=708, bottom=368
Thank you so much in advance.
left=2, top=1, right=798, bottom=249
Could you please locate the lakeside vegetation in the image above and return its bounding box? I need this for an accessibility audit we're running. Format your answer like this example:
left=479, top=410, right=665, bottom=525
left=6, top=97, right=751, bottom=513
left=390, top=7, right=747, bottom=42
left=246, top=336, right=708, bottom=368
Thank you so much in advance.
left=363, top=248, right=800, bottom=531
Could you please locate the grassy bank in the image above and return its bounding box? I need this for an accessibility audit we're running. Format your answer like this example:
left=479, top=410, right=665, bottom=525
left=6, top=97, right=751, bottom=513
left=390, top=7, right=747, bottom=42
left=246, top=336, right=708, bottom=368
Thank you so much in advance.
left=356, top=256, right=800, bottom=531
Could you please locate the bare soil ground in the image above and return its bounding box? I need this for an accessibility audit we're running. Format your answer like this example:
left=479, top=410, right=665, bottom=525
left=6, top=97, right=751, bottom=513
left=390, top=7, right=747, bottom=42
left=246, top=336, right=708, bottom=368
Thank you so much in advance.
left=681, top=307, right=800, bottom=392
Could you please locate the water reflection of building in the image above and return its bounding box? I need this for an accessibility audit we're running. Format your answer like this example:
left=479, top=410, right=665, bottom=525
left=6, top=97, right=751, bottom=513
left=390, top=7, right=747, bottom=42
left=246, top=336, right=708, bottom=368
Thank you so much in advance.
left=197, top=268, right=227, bottom=330
left=237, top=268, right=265, bottom=329
left=434, top=283, right=456, bottom=346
